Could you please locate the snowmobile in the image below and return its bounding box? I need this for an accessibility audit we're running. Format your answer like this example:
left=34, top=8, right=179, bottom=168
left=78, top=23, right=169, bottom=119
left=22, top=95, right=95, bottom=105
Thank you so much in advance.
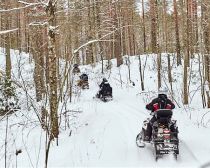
left=77, top=80, right=89, bottom=89
left=96, top=90, right=113, bottom=102
left=77, top=74, right=89, bottom=89
left=136, top=109, right=179, bottom=161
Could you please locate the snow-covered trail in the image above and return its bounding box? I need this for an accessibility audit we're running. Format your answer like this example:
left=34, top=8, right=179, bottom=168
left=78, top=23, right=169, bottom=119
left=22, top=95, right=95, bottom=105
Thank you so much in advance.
left=48, top=81, right=207, bottom=168
left=1, top=52, right=210, bottom=167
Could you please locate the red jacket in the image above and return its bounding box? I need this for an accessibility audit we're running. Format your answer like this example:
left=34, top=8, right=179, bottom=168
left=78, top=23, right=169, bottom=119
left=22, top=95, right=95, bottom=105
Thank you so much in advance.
left=146, top=94, right=175, bottom=112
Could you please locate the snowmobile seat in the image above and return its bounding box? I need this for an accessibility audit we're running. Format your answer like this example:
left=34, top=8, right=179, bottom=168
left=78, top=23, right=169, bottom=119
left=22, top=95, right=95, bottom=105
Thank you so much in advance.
left=155, top=109, right=173, bottom=125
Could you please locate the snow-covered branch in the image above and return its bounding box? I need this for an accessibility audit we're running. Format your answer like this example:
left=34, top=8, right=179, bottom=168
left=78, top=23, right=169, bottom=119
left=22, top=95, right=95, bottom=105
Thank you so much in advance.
left=18, top=0, right=48, bottom=6
left=0, top=28, right=19, bottom=35
left=0, top=1, right=45, bottom=13
left=73, top=25, right=134, bottom=54
left=73, top=39, right=99, bottom=54
left=29, top=22, right=48, bottom=26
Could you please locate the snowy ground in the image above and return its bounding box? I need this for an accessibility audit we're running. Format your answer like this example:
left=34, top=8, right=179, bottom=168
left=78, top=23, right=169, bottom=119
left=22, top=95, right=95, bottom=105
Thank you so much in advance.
left=0, top=50, right=210, bottom=167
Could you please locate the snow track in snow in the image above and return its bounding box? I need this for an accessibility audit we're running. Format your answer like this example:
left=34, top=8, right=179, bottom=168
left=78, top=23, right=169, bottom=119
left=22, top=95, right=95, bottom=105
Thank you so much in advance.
left=179, top=140, right=200, bottom=164
left=54, top=85, right=205, bottom=167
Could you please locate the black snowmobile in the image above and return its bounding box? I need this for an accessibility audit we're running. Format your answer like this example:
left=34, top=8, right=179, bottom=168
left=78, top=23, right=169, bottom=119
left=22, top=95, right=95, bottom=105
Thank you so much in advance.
left=96, top=89, right=113, bottom=102
left=95, top=80, right=113, bottom=102
left=136, top=109, right=179, bottom=160
left=78, top=80, right=89, bottom=89
left=81, top=81, right=89, bottom=89
left=101, top=91, right=113, bottom=102
left=77, top=74, right=89, bottom=89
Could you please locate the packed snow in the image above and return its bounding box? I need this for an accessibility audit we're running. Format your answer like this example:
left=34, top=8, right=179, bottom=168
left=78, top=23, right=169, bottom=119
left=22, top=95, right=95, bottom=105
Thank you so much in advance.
left=0, top=49, right=210, bottom=167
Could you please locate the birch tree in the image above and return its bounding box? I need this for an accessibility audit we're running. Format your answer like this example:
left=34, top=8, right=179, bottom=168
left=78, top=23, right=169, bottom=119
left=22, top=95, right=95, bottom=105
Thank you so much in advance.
left=46, top=0, right=59, bottom=140
left=201, top=0, right=210, bottom=108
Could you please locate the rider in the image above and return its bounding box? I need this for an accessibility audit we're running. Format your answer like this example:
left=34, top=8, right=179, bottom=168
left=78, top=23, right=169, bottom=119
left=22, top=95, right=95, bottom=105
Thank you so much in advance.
left=77, top=73, right=89, bottom=88
left=97, top=78, right=112, bottom=98
left=145, top=87, right=175, bottom=141
left=80, top=73, right=88, bottom=82
left=72, top=64, right=80, bottom=74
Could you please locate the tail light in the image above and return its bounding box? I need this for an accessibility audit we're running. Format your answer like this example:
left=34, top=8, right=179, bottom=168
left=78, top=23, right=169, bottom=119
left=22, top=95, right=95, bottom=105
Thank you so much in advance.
left=163, top=129, right=171, bottom=139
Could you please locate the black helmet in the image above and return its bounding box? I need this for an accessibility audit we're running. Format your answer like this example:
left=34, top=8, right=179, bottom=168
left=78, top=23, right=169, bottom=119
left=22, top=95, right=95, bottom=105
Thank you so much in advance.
left=73, top=64, right=79, bottom=68
left=103, top=78, right=107, bottom=82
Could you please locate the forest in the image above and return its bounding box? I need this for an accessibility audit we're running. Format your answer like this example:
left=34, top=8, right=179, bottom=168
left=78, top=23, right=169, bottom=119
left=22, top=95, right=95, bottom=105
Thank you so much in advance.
left=0, top=0, right=210, bottom=167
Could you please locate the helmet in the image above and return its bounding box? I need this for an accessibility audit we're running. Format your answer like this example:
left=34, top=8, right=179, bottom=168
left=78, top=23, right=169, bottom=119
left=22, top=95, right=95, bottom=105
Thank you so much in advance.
left=103, top=78, right=107, bottom=82
left=73, top=64, right=79, bottom=68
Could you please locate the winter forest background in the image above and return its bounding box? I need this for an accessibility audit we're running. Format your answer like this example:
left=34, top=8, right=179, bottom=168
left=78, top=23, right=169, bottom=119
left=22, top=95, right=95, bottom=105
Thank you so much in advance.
left=0, top=0, right=210, bottom=167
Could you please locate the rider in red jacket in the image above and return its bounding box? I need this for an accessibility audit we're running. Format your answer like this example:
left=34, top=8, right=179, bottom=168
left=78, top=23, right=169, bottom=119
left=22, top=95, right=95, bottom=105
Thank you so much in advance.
left=145, top=88, right=175, bottom=141
left=146, top=94, right=175, bottom=112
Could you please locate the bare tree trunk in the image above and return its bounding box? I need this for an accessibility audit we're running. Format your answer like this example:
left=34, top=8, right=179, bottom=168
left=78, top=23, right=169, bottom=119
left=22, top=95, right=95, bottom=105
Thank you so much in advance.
left=173, top=0, right=181, bottom=66
left=31, top=27, right=46, bottom=102
left=4, top=1, right=11, bottom=80
left=192, top=0, right=199, bottom=53
left=167, top=54, right=173, bottom=91
left=5, top=116, right=8, bottom=168
left=150, top=0, right=157, bottom=53
left=183, top=51, right=189, bottom=104
left=186, top=0, right=191, bottom=66
left=155, top=0, right=161, bottom=89
left=163, top=0, right=168, bottom=52
left=138, top=55, right=145, bottom=91
left=141, top=0, right=146, bottom=52
left=46, top=0, right=59, bottom=140
left=179, top=0, right=185, bottom=52
left=198, top=53, right=206, bottom=108
left=114, top=2, right=122, bottom=67
left=157, top=51, right=161, bottom=89
left=45, top=137, right=52, bottom=168
left=185, top=0, right=193, bottom=102
left=95, top=0, right=104, bottom=73
left=201, top=0, right=210, bottom=108
left=188, top=0, right=193, bottom=56
left=5, top=26, right=11, bottom=80
left=86, top=0, right=94, bottom=65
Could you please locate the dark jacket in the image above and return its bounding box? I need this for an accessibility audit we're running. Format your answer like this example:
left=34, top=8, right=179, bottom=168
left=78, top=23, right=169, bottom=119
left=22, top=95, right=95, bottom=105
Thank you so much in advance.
left=99, top=82, right=112, bottom=95
left=99, top=81, right=107, bottom=89
left=73, top=67, right=80, bottom=74
left=146, top=94, right=175, bottom=112
left=80, top=74, right=88, bottom=81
